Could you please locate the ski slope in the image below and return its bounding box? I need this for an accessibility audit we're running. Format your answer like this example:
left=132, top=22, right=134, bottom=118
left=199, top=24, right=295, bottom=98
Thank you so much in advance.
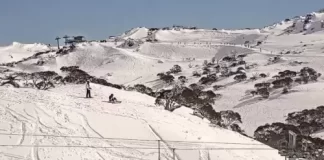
left=120, top=27, right=149, bottom=40
left=0, top=84, right=283, bottom=160
left=0, top=42, right=51, bottom=64
left=3, top=22, right=324, bottom=138
left=3, top=9, right=324, bottom=160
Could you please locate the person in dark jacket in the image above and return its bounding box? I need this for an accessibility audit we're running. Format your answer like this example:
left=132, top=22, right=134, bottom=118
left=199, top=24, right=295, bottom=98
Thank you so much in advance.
left=86, top=80, right=91, bottom=98
left=109, top=94, right=117, bottom=103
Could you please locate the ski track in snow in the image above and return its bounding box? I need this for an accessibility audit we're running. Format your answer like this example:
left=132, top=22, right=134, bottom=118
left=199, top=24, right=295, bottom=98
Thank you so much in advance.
left=78, top=112, right=104, bottom=138
left=17, top=122, right=26, bottom=145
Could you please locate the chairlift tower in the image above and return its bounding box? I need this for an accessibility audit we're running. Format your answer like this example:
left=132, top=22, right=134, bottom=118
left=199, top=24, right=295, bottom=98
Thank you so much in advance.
left=55, top=36, right=61, bottom=49
left=63, top=35, right=69, bottom=45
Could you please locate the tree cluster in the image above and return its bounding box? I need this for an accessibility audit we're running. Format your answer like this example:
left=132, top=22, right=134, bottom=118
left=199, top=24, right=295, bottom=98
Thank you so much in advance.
left=255, top=107, right=324, bottom=159
left=155, top=82, right=243, bottom=133
left=157, top=72, right=175, bottom=84
left=250, top=67, right=321, bottom=98
left=286, top=106, right=324, bottom=136
left=127, top=84, right=154, bottom=97
left=60, top=66, right=123, bottom=89
left=199, top=73, right=218, bottom=85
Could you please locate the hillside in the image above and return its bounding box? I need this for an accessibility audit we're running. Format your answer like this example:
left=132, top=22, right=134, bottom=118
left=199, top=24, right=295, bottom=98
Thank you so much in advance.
left=3, top=9, right=324, bottom=160
left=0, top=84, right=283, bottom=160
left=0, top=42, right=51, bottom=64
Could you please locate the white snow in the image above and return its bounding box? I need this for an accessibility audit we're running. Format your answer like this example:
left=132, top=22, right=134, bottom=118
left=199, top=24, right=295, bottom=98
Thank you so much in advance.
left=120, top=27, right=149, bottom=40
left=0, top=84, right=283, bottom=160
left=0, top=42, right=51, bottom=64
left=5, top=9, right=324, bottom=160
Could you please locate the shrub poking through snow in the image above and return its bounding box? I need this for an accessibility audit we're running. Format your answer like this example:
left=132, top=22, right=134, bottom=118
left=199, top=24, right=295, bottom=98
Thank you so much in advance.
left=178, top=76, right=187, bottom=84
left=222, top=56, right=236, bottom=62
left=259, top=73, right=267, bottom=78
left=202, top=67, right=211, bottom=75
left=199, top=74, right=218, bottom=85
left=213, top=85, right=225, bottom=91
left=170, top=65, right=182, bottom=74
left=211, top=57, right=216, bottom=64
left=238, top=60, right=246, bottom=65
left=192, top=71, right=201, bottom=77
left=236, top=67, right=245, bottom=73
left=234, top=74, right=247, bottom=82
left=203, top=60, right=208, bottom=67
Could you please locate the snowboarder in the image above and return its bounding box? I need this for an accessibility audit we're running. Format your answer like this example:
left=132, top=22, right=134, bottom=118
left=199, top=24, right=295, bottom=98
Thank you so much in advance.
left=109, top=94, right=118, bottom=103
left=86, top=80, right=92, bottom=98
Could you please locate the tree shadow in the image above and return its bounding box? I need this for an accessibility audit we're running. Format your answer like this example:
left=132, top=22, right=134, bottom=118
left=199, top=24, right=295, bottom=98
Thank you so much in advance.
left=233, top=96, right=264, bottom=109
left=268, top=89, right=299, bottom=101
left=68, top=95, right=90, bottom=99
left=224, top=80, right=240, bottom=87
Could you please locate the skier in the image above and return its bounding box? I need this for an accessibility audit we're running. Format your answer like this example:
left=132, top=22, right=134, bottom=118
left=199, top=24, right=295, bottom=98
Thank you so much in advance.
left=86, top=80, right=92, bottom=98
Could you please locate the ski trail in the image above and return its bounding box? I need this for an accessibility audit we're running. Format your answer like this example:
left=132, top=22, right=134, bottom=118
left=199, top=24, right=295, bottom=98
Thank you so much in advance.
left=31, top=108, right=40, bottom=160
left=97, top=152, right=106, bottom=160
left=23, top=108, right=36, bottom=120
left=0, top=152, right=25, bottom=160
left=5, top=107, right=31, bottom=123
left=78, top=112, right=104, bottom=138
left=17, top=122, right=26, bottom=145
left=147, top=124, right=181, bottom=160
left=31, top=146, right=40, bottom=160
left=199, top=149, right=211, bottom=160
left=77, top=112, right=147, bottom=159
left=122, top=76, right=143, bottom=85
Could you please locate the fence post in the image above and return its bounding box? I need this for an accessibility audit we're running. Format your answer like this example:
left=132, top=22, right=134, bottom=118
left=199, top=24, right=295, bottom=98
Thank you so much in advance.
left=158, top=140, right=161, bottom=160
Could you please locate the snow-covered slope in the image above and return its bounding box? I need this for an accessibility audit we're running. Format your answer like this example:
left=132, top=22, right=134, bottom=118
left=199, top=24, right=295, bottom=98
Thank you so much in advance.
left=263, top=12, right=324, bottom=35
left=4, top=9, right=324, bottom=160
left=12, top=40, right=253, bottom=86
left=120, top=27, right=149, bottom=40
left=0, top=84, right=283, bottom=160
left=0, top=42, right=51, bottom=64
left=155, top=29, right=238, bottom=43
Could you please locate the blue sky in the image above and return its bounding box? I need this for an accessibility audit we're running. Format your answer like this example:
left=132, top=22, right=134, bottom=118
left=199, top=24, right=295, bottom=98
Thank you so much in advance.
left=1, top=0, right=324, bottom=45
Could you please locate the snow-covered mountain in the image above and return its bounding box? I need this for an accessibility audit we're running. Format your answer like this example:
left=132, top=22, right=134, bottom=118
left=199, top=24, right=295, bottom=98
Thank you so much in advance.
left=0, top=42, right=51, bottom=64
left=262, top=12, right=324, bottom=35
left=120, top=27, right=149, bottom=40
left=3, top=9, right=324, bottom=160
